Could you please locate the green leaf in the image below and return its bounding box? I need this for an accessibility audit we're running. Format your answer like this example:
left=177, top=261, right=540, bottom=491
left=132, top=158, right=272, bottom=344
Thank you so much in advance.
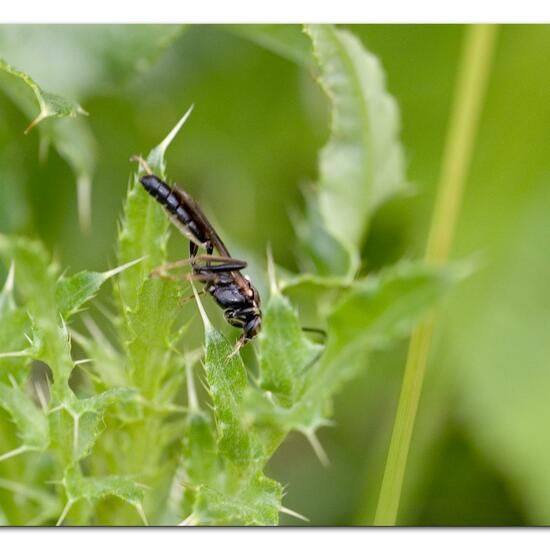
left=62, top=466, right=146, bottom=524
left=303, top=262, right=460, bottom=424
left=258, top=290, right=321, bottom=407
left=70, top=320, right=128, bottom=389
left=0, top=58, right=86, bottom=133
left=0, top=236, right=74, bottom=395
left=50, top=388, right=134, bottom=471
left=0, top=478, right=61, bottom=526
left=116, top=108, right=194, bottom=403
left=0, top=287, right=31, bottom=384
left=226, top=25, right=313, bottom=68
left=70, top=389, right=137, bottom=461
left=67, top=473, right=145, bottom=505
left=249, top=262, right=460, bottom=434
left=327, top=262, right=460, bottom=353
left=0, top=26, right=184, bottom=230
left=202, top=324, right=252, bottom=466
left=0, top=58, right=93, bottom=229
left=304, top=24, right=407, bottom=275
left=294, top=192, right=358, bottom=278
left=182, top=411, right=219, bottom=487
left=56, top=271, right=111, bottom=319
left=0, top=381, right=49, bottom=453
left=105, top=111, right=195, bottom=524
left=0, top=235, right=58, bottom=313
left=55, top=258, right=144, bottom=319
left=193, top=472, right=282, bottom=526
left=116, top=107, right=193, bottom=314
left=125, top=279, right=180, bottom=399
left=0, top=309, right=29, bottom=366
left=0, top=26, right=184, bottom=100
left=183, top=291, right=286, bottom=525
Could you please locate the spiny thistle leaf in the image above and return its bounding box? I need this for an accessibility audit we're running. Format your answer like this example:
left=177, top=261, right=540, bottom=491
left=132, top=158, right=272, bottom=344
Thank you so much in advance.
left=0, top=58, right=94, bottom=230
left=64, top=389, right=137, bottom=461
left=0, top=305, right=31, bottom=385
left=202, top=325, right=252, bottom=466
left=116, top=109, right=194, bottom=398
left=302, top=263, right=460, bottom=425
left=184, top=290, right=285, bottom=525
left=55, top=258, right=144, bottom=319
left=248, top=262, right=460, bottom=434
left=0, top=26, right=185, bottom=230
left=0, top=236, right=73, bottom=396
left=326, top=262, right=461, bottom=355
left=62, top=465, right=147, bottom=525
left=116, top=106, right=193, bottom=312
left=192, top=472, right=282, bottom=526
left=70, top=319, right=127, bottom=389
left=106, top=109, right=196, bottom=524
left=125, top=279, right=180, bottom=399
left=0, top=58, right=86, bottom=133
left=0, top=381, right=49, bottom=454
left=257, top=290, right=321, bottom=407
left=182, top=411, right=219, bottom=486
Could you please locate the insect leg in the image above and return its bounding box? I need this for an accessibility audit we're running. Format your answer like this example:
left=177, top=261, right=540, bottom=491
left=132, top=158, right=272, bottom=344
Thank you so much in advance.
left=150, top=271, right=219, bottom=283
left=193, top=261, right=247, bottom=274
left=149, top=258, right=198, bottom=279
left=178, top=289, right=206, bottom=306
left=150, top=255, right=246, bottom=280
left=190, top=255, right=247, bottom=273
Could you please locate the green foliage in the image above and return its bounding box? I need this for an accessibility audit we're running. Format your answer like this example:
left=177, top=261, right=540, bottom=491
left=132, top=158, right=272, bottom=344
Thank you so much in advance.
left=225, top=25, right=313, bottom=68
left=301, top=25, right=407, bottom=278
left=0, top=381, right=48, bottom=456
left=0, top=58, right=86, bottom=133
left=0, top=24, right=464, bottom=526
left=258, top=290, right=321, bottom=406
left=0, top=26, right=183, bottom=230
left=0, top=234, right=144, bottom=524
left=56, top=259, right=144, bottom=319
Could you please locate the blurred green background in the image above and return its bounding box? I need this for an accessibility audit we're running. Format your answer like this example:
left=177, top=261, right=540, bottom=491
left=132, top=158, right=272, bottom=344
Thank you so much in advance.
left=1, top=24, right=550, bottom=525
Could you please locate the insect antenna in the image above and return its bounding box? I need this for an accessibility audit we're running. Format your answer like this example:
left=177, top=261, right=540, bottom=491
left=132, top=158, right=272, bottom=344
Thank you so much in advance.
left=130, top=155, right=154, bottom=175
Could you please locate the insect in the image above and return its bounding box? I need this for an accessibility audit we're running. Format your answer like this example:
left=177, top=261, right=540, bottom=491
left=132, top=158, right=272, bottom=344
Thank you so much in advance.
left=130, top=156, right=262, bottom=355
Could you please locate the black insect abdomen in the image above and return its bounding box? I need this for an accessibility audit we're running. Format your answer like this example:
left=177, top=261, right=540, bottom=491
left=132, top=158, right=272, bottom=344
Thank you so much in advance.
left=140, top=175, right=205, bottom=242
left=140, top=175, right=170, bottom=200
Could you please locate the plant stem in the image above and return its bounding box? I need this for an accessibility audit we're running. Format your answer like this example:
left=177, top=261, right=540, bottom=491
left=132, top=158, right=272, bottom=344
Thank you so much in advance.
left=374, top=24, right=498, bottom=526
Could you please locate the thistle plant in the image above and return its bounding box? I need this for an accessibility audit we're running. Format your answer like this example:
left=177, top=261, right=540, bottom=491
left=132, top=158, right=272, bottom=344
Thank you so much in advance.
left=0, top=24, right=461, bottom=525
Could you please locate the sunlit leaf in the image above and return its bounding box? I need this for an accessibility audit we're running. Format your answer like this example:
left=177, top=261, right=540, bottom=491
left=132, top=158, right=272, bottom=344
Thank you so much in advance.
left=193, top=472, right=282, bottom=526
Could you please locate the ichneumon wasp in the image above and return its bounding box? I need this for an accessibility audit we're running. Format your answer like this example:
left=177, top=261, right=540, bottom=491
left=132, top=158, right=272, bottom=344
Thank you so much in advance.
left=131, top=155, right=262, bottom=355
